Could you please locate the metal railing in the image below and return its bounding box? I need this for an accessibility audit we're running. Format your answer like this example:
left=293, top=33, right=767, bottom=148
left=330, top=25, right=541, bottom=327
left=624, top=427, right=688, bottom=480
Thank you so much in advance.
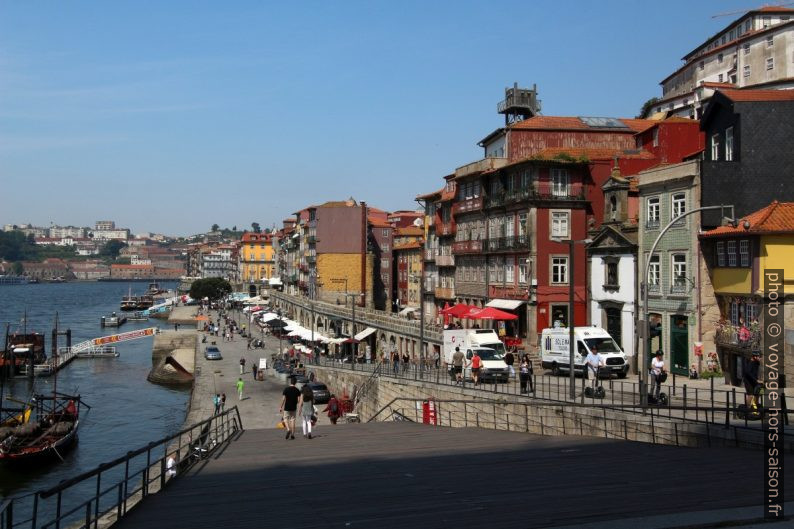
left=300, top=354, right=791, bottom=434
left=484, top=235, right=530, bottom=252
left=715, top=323, right=762, bottom=350
left=1, top=407, right=242, bottom=529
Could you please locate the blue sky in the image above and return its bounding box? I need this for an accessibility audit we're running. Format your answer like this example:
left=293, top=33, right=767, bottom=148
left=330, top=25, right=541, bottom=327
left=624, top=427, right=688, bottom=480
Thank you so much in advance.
left=0, top=0, right=759, bottom=235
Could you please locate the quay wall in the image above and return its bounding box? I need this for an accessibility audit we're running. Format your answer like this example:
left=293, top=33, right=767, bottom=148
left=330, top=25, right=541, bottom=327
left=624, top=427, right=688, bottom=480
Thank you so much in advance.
left=306, top=364, right=788, bottom=451
left=148, top=331, right=196, bottom=386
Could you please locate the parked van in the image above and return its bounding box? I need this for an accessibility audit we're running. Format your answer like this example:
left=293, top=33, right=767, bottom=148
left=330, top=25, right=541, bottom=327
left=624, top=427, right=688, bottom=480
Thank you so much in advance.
left=442, top=329, right=510, bottom=382
left=540, top=327, right=629, bottom=378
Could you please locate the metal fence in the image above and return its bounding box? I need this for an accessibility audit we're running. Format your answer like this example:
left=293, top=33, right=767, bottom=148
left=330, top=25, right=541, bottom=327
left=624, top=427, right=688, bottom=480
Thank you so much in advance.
left=1, top=406, right=242, bottom=529
left=301, top=354, right=791, bottom=432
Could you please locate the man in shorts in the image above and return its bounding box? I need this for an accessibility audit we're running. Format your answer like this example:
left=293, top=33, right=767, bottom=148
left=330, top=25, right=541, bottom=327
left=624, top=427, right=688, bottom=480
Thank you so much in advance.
left=279, top=375, right=301, bottom=440
left=451, top=346, right=465, bottom=385
left=470, top=349, right=482, bottom=386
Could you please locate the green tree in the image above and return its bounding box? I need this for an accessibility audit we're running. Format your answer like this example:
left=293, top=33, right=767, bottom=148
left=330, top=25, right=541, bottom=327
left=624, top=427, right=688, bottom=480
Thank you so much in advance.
left=0, top=230, right=39, bottom=261
left=251, top=222, right=261, bottom=233
left=211, top=223, right=220, bottom=232
left=11, top=261, right=24, bottom=275
left=637, top=97, right=660, bottom=119
left=189, top=277, right=232, bottom=301
left=232, top=225, right=237, bottom=232
left=99, top=240, right=127, bottom=259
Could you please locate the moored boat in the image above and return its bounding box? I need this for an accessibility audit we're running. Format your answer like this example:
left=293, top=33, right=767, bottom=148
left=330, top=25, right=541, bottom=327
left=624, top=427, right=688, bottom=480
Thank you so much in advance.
left=100, top=312, right=127, bottom=328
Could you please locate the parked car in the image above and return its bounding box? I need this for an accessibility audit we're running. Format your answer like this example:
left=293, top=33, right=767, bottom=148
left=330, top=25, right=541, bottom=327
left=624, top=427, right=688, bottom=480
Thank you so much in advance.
left=204, top=346, right=222, bottom=360
left=307, top=382, right=330, bottom=404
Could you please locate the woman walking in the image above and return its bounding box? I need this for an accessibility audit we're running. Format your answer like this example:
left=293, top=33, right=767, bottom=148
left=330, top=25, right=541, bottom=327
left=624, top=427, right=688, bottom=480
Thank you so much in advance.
left=297, top=384, right=315, bottom=439
left=324, top=394, right=341, bottom=425
left=519, top=355, right=532, bottom=395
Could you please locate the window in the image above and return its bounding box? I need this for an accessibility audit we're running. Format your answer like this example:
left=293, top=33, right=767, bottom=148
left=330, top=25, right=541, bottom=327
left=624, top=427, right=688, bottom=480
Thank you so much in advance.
left=648, top=255, right=660, bottom=291
left=744, top=43, right=750, bottom=55
left=505, top=260, right=515, bottom=283
left=730, top=29, right=735, bottom=40
left=740, top=239, right=750, bottom=267
left=647, top=197, right=660, bottom=228
left=671, top=254, right=687, bottom=293
left=767, top=35, right=774, bottom=47
left=381, top=258, right=389, bottom=269
left=716, top=242, right=725, bottom=266
left=551, top=211, right=570, bottom=238
left=767, top=57, right=774, bottom=70
left=382, top=229, right=390, bottom=238
left=718, top=53, right=723, bottom=63
left=727, top=241, right=737, bottom=266
left=743, top=65, right=750, bottom=78
left=711, top=133, right=720, bottom=160
left=652, top=128, right=659, bottom=147
left=745, top=19, right=751, bottom=32
left=551, top=168, right=569, bottom=196
left=763, top=16, right=771, bottom=28
left=725, top=127, right=734, bottom=161
left=672, top=193, right=686, bottom=221
left=518, top=213, right=527, bottom=237
left=519, top=259, right=528, bottom=284
left=606, top=261, right=618, bottom=287
left=551, top=257, right=568, bottom=285
left=718, top=73, right=724, bottom=82
left=699, top=60, right=704, bottom=71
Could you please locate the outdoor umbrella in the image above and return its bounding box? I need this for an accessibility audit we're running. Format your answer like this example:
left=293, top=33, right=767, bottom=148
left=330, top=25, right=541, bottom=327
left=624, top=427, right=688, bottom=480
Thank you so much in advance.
left=265, top=319, right=288, bottom=329
left=440, top=303, right=476, bottom=319
left=466, top=307, right=518, bottom=320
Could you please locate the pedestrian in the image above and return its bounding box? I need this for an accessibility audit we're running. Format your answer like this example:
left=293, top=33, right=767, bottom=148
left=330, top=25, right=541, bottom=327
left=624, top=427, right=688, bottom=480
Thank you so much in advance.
left=584, top=346, right=603, bottom=392
left=470, top=349, right=482, bottom=386
left=650, top=351, right=665, bottom=402
left=391, top=350, right=400, bottom=375
left=433, top=349, right=440, bottom=370
left=504, top=349, right=515, bottom=378
left=279, top=376, right=301, bottom=440
left=743, top=352, right=762, bottom=409
left=402, top=352, right=410, bottom=374
left=221, top=393, right=226, bottom=412
left=452, top=346, right=465, bottom=385
left=297, top=384, right=316, bottom=439
left=247, top=339, right=252, bottom=350
left=240, top=357, right=246, bottom=375
left=252, top=363, right=258, bottom=380
left=213, top=393, right=221, bottom=415
left=324, top=394, right=341, bottom=425
left=519, top=355, right=531, bottom=394
left=236, top=377, right=244, bottom=400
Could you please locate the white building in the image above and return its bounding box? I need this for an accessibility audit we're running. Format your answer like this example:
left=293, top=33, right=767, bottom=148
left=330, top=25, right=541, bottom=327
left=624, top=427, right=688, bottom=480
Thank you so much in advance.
left=647, top=6, right=794, bottom=118
left=49, top=226, right=86, bottom=239
left=587, top=168, right=638, bottom=365
left=90, top=229, right=130, bottom=241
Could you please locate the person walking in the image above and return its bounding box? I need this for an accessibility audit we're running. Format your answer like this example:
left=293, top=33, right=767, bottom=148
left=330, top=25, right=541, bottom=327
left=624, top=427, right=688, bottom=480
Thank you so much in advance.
left=451, top=346, right=465, bottom=385
left=650, top=351, right=666, bottom=403
left=401, top=352, right=410, bottom=374
left=221, top=393, right=226, bottom=412
left=213, top=393, right=221, bottom=415
left=743, top=352, right=762, bottom=409
left=324, top=394, right=341, bottom=425
left=519, top=355, right=531, bottom=394
left=279, top=376, right=300, bottom=440
left=470, top=349, right=482, bottom=386
left=240, top=357, right=246, bottom=375
left=236, top=377, right=244, bottom=400
left=252, top=363, right=258, bottom=380
left=391, top=350, right=400, bottom=376
left=504, top=350, right=515, bottom=379
left=297, top=384, right=316, bottom=439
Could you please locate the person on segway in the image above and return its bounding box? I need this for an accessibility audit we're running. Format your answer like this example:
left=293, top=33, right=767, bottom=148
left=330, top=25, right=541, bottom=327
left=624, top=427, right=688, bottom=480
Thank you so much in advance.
left=743, top=351, right=762, bottom=410
left=650, top=350, right=666, bottom=403
left=584, top=345, right=604, bottom=388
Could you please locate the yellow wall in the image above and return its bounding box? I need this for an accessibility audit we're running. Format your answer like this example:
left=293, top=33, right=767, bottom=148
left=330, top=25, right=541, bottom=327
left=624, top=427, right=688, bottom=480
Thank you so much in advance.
left=241, top=241, right=274, bottom=281
left=760, top=235, right=794, bottom=286
left=318, top=253, right=364, bottom=292
left=712, top=268, right=752, bottom=294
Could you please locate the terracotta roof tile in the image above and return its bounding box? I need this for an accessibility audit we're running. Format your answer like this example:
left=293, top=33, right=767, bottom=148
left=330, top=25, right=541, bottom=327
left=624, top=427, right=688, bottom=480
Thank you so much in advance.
left=718, top=88, right=794, bottom=102
left=701, top=201, right=794, bottom=237
left=510, top=116, right=655, bottom=133
left=416, top=187, right=444, bottom=200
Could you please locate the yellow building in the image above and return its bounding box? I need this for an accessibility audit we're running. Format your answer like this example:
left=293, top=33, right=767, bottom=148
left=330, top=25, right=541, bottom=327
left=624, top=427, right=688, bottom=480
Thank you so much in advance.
left=700, top=201, right=794, bottom=385
left=239, top=232, right=274, bottom=283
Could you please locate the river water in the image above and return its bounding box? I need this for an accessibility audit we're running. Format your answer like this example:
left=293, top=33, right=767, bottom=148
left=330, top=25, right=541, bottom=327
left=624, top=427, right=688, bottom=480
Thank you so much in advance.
left=0, top=282, right=190, bottom=506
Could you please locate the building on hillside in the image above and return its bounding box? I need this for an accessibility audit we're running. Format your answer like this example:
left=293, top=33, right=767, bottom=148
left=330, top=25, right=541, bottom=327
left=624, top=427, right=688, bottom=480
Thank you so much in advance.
left=647, top=6, right=794, bottom=119
left=201, top=244, right=238, bottom=281
left=699, top=88, right=794, bottom=228
left=239, top=232, right=274, bottom=285
left=90, top=228, right=130, bottom=241
left=586, top=165, right=639, bottom=366
left=22, top=259, right=73, bottom=281
left=49, top=226, right=86, bottom=239
left=95, top=221, right=115, bottom=230
left=110, top=264, right=155, bottom=279
left=70, top=261, right=110, bottom=280
left=699, top=201, right=794, bottom=386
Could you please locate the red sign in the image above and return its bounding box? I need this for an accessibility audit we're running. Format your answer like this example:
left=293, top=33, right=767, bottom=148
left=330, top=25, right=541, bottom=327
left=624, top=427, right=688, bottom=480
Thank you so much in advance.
left=92, top=327, right=156, bottom=346
left=422, top=399, right=437, bottom=425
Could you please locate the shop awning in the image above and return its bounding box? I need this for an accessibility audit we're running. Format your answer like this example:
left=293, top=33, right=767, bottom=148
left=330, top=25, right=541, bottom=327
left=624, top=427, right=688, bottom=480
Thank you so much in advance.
left=354, top=327, right=377, bottom=341
left=485, top=299, right=525, bottom=311
left=268, top=277, right=283, bottom=286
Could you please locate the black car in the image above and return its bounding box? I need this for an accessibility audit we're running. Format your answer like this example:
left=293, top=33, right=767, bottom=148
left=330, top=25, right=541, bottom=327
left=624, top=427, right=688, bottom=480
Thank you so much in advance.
left=307, top=382, right=330, bottom=404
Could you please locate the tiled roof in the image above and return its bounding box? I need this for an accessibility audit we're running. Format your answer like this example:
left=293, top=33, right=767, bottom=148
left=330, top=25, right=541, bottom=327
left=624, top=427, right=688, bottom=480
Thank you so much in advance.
left=701, top=201, right=794, bottom=237
left=368, top=217, right=391, bottom=228
left=757, top=6, right=794, bottom=12
left=510, top=116, right=655, bottom=133
left=392, top=241, right=423, bottom=251
left=718, top=88, right=794, bottom=102
left=416, top=187, right=444, bottom=200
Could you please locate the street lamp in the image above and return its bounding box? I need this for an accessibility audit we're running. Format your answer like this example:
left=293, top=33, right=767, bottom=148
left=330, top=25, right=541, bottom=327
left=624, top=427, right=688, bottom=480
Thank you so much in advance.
left=551, top=236, right=592, bottom=399
left=640, top=204, right=734, bottom=406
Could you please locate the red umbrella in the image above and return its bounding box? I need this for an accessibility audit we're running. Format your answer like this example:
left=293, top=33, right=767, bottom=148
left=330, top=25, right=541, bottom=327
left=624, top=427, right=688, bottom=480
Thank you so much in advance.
left=440, top=303, right=476, bottom=319
left=466, top=307, right=518, bottom=320
left=441, top=302, right=451, bottom=325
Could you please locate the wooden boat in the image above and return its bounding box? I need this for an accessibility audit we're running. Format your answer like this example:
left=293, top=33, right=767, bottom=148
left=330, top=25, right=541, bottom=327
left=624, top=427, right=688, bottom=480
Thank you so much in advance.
left=0, top=333, right=47, bottom=377
left=1, top=397, right=32, bottom=427
left=0, top=393, right=83, bottom=463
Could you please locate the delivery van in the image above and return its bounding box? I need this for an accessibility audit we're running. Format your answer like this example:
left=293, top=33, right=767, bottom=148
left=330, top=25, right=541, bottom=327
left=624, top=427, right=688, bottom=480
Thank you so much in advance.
left=540, top=326, right=628, bottom=378
left=443, top=329, right=510, bottom=382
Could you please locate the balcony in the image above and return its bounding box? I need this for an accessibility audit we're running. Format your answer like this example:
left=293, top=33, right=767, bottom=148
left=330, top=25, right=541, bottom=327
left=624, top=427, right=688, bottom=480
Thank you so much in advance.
left=715, top=323, right=762, bottom=351
left=485, top=235, right=530, bottom=253
left=670, top=278, right=688, bottom=294
left=533, top=182, right=586, bottom=201
left=434, top=286, right=455, bottom=299
left=452, top=240, right=483, bottom=254
left=646, top=219, right=660, bottom=230
left=436, top=254, right=455, bottom=267
left=455, top=157, right=508, bottom=178
left=485, top=189, right=531, bottom=209
left=452, top=196, right=484, bottom=216
left=438, top=222, right=456, bottom=236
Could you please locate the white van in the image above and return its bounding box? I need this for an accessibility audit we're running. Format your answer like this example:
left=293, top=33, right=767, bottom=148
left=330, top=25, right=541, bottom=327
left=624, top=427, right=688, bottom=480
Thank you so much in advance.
left=540, top=327, right=629, bottom=378
left=443, top=329, right=510, bottom=382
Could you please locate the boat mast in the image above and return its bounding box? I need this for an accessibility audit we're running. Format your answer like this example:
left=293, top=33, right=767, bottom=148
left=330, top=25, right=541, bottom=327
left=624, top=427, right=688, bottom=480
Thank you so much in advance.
left=53, top=313, right=59, bottom=399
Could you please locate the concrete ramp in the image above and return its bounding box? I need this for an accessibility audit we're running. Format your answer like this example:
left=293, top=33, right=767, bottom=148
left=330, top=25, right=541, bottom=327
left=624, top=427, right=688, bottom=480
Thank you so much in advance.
left=148, top=334, right=196, bottom=387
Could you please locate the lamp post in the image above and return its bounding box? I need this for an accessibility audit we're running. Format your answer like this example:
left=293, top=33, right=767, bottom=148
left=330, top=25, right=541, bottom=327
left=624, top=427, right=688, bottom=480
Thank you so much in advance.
left=551, top=236, right=592, bottom=399
left=276, top=307, right=283, bottom=360
left=640, top=204, right=734, bottom=406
